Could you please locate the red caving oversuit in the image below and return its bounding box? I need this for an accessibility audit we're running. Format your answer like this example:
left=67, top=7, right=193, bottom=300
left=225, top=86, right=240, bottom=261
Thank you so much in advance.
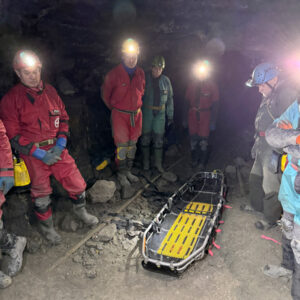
left=101, top=64, right=145, bottom=149
left=0, top=83, right=86, bottom=207
left=0, top=119, right=14, bottom=219
left=185, top=79, right=219, bottom=137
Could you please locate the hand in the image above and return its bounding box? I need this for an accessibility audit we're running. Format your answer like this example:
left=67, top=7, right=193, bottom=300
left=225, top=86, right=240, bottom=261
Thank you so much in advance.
left=51, top=137, right=67, bottom=157
left=32, top=148, right=62, bottom=165
left=50, top=145, right=64, bottom=157
left=42, top=149, right=62, bottom=165
left=0, top=176, right=14, bottom=195
left=278, top=120, right=293, bottom=130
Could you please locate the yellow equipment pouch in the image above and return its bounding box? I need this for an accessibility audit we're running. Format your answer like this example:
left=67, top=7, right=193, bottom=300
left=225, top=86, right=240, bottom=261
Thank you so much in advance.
left=13, top=157, right=31, bottom=187
left=281, top=154, right=288, bottom=173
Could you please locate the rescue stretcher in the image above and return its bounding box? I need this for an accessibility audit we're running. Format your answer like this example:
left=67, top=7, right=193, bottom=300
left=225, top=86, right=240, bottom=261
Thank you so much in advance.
left=142, top=171, right=226, bottom=274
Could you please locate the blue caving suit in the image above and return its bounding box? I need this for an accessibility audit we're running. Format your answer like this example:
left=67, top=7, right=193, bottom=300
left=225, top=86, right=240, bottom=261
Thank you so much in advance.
left=266, top=99, right=300, bottom=300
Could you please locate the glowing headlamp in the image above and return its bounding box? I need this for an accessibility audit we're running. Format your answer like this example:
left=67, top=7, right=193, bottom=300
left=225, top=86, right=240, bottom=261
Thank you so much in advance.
left=13, top=50, right=42, bottom=70
left=193, top=60, right=211, bottom=79
left=20, top=52, right=37, bottom=68
left=122, top=38, right=139, bottom=55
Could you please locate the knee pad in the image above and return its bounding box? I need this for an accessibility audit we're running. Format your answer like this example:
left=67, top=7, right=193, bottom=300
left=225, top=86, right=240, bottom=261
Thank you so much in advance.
left=34, top=196, right=51, bottom=213
left=117, top=146, right=128, bottom=160
left=291, top=239, right=300, bottom=264
left=153, top=134, right=164, bottom=148
left=127, top=145, right=137, bottom=159
left=141, top=134, right=151, bottom=147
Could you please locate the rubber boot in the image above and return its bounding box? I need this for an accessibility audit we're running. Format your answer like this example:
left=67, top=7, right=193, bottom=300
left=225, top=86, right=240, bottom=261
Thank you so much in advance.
left=73, top=202, right=99, bottom=226
left=198, top=148, right=209, bottom=171
left=0, top=230, right=27, bottom=276
left=38, top=216, right=62, bottom=245
left=126, top=159, right=139, bottom=183
left=117, top=170, right=131, bottom=186
left=264, top=236, right=294, bottom=278
left=154, top=148, right=164, bottom=173
left=191, top=150, right=198, bottom=168
left=292, top=260, right=300, bottom=299
left=0, top=271, right=11, bottom=289
left=142, top=146, right=150, bottom=171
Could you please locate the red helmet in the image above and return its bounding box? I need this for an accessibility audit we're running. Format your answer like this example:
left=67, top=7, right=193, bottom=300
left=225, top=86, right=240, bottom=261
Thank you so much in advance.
left=13, top=50, right=42, bottom=70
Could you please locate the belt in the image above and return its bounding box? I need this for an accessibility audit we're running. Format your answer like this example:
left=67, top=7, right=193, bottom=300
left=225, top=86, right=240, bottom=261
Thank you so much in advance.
left=35, top=138, right=56, bottom=147
left=113, top=108, right=141, bottom=127
left=145, top=104, right=165, bottom=111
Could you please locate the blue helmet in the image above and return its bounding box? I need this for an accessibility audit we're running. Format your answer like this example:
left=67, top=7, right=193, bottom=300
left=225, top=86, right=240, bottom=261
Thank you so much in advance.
left=245, top=62, right=279, bottom=87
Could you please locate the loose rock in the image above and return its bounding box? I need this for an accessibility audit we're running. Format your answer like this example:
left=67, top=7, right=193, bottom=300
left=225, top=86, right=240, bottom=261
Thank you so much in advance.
left=88, top=180, right=117, bottom=203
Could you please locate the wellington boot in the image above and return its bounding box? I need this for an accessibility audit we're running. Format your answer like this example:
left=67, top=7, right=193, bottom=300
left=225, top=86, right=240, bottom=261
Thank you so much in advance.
left=0, top=271, right=11, bottom=289
left=255, top=219, right=274, bottom=230
left=1, top=235, right=27, bottom=277
left=191, top=150, right=198, bottom=168
left=154, top=148, right=164, bottom=173
left=126, top=170, right=139, bottom=183
left=38, top=217, right=62, bottom=245
left=142, top=146, right=150, bottom=171
left=263, top=264, right=293, bottom=278
left=117, top=171, right=131, bottom=187
left=73, top=203, right=99, bottom=226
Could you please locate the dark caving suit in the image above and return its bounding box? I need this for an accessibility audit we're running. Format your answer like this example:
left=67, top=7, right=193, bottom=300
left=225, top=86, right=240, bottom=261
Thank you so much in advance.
left=101, top=63, right=145, bottom=188
left=249, top=80, right=298, bottom=225
left=141, top=71, right=174, bottom=171
left=266, top=99, right=300, bottom=300
left=185, top=79, right=219, bottom=168
left=0, top=119, right=26, bottom=287
left=0, top=82, right=98, bottom=244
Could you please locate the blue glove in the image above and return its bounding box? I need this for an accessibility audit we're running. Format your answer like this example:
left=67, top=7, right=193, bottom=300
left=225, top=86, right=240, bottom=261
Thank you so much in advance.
left=51, top=137, right=67, bottom=157
left=32, top=148, right=61, bottom=165
left=0, top=176, right=14, bottom=195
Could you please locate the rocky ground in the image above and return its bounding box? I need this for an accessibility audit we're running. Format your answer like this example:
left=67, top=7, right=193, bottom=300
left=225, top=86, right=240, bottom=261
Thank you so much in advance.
left=0, top=132, right=292, bottom=300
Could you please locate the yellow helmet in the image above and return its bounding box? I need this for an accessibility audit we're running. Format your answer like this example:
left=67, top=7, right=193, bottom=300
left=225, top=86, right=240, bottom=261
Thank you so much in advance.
left=121, top=38, right=139, bottom=55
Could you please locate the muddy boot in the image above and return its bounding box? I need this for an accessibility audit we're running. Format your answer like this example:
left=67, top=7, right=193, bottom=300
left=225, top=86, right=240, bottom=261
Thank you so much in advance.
left=142, top=146, right=150, bottom=171
left=0, top=271, right=11, bottom=289
left=73, top=203, right=99, bottom=227
left=263, top=265, right=293, bottom=278
left=117, top=171, right=135, bottom=199
left=191, top=150, right=198, bottom=168
left=255, top=219, right=274, bottom=230
left=126, top=158, right=139, bottom=183
left=154, top=147, right=164, bottom=173
left=38, top=217, right=62, bottom=245
left=0, top=228, right=27, bottom=277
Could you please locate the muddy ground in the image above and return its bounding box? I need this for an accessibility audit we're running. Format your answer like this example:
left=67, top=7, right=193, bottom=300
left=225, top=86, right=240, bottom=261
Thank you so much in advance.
left=0, top=132, right=292, bottom=300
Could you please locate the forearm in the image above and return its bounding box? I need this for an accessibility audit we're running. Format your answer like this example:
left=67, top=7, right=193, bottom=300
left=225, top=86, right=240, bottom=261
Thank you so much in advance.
left=265, top=123, right=300, bottom=148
